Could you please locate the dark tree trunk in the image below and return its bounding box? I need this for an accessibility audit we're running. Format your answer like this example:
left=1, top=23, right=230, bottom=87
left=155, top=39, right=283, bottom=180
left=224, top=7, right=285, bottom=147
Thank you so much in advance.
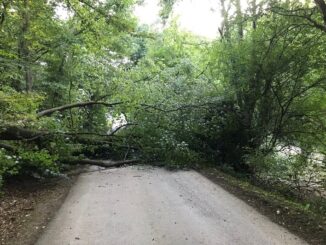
left=18, top=0, right=33, bottom=92
left=234, top=0, right=243, bottom=38
left=315, top=0, right=326, bottom=26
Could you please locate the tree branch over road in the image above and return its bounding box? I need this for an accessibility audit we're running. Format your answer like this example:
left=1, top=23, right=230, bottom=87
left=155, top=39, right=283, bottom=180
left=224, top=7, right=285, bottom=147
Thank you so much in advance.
left=37, top=101, right=123, bottom=117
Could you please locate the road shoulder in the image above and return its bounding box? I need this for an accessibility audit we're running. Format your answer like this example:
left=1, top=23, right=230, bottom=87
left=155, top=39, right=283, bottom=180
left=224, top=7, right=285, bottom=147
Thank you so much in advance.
left=0, top=175, right=77, bottom=245
left=199, top=167, right=326, bottom=245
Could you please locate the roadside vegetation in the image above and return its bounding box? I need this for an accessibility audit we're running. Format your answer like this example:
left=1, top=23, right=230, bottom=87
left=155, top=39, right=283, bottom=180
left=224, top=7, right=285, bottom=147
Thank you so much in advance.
left=0, top=0, right=325, bottom=232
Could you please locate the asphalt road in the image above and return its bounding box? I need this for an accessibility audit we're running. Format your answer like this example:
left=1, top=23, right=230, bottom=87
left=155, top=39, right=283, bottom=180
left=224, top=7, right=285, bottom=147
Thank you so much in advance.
left=37, top=166, right=306, bottom=245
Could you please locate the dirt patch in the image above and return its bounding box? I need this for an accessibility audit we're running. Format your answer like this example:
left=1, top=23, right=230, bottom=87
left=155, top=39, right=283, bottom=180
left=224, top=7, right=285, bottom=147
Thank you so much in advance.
left=199, top=167, right=326, bottom=245
left=0, top=175, right=76, bottom=245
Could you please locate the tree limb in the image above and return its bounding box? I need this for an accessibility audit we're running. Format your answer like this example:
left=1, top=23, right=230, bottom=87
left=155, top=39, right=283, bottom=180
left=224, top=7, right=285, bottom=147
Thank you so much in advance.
left=37, top=101, right=123, bottom=117
left=107, top=123, right=138, bottom=136
left=271, top=5, right=326, bottom=33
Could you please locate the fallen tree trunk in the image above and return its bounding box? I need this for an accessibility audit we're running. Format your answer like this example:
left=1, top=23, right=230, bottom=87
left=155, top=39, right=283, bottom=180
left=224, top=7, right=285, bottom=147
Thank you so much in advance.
left=37, top=101, right=123, bottom=117
left=0, top=124, right=139, bottom=169
left=68, top=159, right=140, bottom=168
left=0, top=126, right=113, bottom=142
left=0, top=143, right=16, bottom=152
left=0, top=126, right=45, bottom=141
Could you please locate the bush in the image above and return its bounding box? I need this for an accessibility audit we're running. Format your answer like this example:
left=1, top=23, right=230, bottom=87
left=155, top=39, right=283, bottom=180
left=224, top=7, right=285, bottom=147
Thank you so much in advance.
left=0, top=148, right=20, bottom=187
left=0, top=148, right=59, bottom=189
left=245, top=149, right=326, bottom=197
left=18, top=149, right=59, bottom=175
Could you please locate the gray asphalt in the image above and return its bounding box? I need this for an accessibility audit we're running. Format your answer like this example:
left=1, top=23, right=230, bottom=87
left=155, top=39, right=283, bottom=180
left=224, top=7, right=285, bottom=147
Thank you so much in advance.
left=37, top=166, right=307, bottom=245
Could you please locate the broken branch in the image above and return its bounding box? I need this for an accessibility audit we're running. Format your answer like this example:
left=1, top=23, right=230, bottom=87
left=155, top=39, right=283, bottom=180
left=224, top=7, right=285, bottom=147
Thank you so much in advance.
left=37, top=101, right=123, bottom=117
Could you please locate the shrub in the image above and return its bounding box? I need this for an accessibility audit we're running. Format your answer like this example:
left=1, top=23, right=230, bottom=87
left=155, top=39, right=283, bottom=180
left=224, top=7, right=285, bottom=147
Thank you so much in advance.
left=18, top=149, right=59, bottom=175
left=0, top=148, right=20, bottom=188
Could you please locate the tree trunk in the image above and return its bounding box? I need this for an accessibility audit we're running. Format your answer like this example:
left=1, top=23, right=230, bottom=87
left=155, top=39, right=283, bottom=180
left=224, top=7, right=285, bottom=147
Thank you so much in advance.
left=234, top=0, right=243, bottom=38
left=219, top=0, right=230, bottom=39
left=250, top=0, right=257, bottom=30
left=18, top=0, right=33, bottom=92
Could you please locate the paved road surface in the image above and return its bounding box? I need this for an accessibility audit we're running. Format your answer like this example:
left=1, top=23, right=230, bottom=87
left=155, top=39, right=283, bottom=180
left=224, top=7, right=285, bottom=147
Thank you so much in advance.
left=37, top=166, right=306, bottom=245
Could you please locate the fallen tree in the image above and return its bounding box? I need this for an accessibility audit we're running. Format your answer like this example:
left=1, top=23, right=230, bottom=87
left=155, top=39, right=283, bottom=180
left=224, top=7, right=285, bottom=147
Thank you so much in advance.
left=0, top=100, right=125, bottom=140
left=0, top=100, right=138, bottom=169
left=70, top=159, right=140, bottom=168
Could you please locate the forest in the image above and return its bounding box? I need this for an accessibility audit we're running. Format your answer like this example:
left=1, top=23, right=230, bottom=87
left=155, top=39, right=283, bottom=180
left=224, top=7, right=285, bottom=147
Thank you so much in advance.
left=0, top=0, right=325, bottom=200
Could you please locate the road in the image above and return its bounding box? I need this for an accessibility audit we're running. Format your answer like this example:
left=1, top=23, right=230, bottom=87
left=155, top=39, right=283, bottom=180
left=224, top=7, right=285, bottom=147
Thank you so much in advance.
left=37, top=166, right=306, bottom=245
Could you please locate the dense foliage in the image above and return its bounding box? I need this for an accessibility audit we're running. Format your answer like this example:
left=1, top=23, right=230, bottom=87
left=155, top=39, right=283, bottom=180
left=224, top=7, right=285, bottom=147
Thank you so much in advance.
left=0, top=0, right=325, bottom=196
